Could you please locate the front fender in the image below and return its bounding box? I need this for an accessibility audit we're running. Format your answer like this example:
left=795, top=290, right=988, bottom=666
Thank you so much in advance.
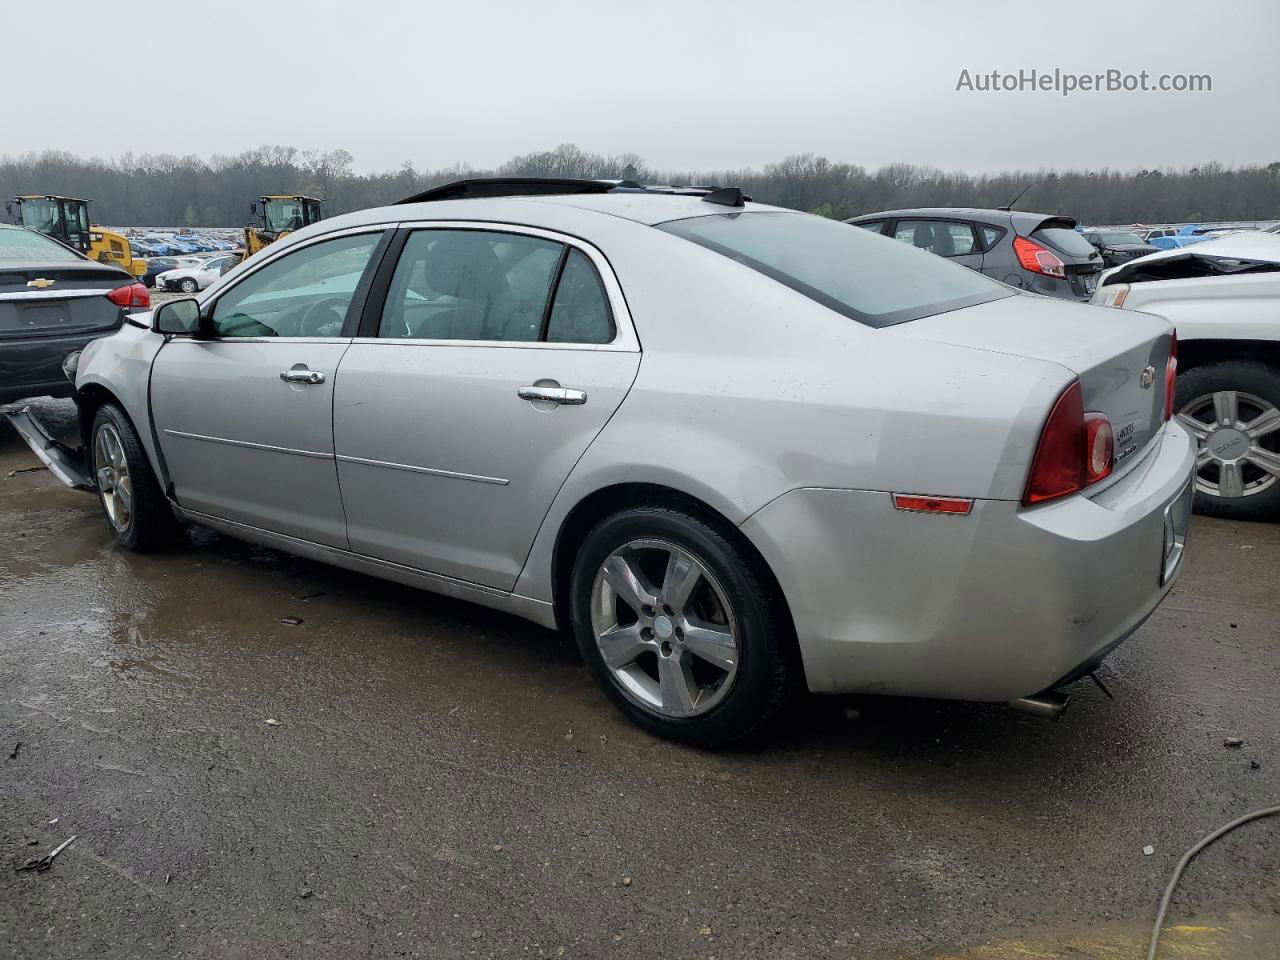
left=75, top=322, right=168, bottom=490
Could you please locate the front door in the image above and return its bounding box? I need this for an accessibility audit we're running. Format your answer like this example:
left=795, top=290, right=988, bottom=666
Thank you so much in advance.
left=150, top=229, right=386, bottom=547
left=334, top=226, right=640, bottom=590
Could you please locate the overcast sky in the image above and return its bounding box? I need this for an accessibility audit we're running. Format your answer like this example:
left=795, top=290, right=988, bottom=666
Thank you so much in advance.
left=14, top=0, right=1280, bottom=174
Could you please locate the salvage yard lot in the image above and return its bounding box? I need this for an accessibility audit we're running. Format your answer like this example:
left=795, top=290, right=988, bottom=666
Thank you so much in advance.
left=2, top=399, right=1278, bottom=959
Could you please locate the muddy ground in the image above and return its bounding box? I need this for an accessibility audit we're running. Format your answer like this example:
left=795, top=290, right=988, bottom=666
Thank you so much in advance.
left=1, top=398, right=1277, bottom=959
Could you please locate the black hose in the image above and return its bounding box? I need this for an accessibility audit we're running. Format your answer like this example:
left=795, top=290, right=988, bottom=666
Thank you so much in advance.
left=1147, top=804, right=1280, bottom=959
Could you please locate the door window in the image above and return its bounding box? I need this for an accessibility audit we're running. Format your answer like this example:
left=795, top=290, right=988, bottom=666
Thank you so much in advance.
left=980, top=225, right=1005, bottom=249
left=208, top=232, right=382, bottom=338
left=546, top=249, right=614, bottom=344
left=852, top=220, right=886, bottom=235
left=892, top=220, right=978, bottom=257
left=379, top=229, right=615, bottom=344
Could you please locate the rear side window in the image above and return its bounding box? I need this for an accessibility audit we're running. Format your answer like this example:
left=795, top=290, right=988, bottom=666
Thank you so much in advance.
left=892, top=220, right=978, bottom=257
left=546, top=249, right=614, bottom=344
left=980, top=225, right=1005, bottom=249
left=1033, top=226, right=1097, bottom=258
left=379, top=230, right=617, bottom=345
left=0, top=228, right=81, bottom=262
left=657, top=211, right=1011, bottom=328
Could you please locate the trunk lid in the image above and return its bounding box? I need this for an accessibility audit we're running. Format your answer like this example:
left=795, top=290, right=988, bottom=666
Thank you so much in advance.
left=894, top=294, right=1175, bottom=473
left=0, top=261, right=130, bottom=339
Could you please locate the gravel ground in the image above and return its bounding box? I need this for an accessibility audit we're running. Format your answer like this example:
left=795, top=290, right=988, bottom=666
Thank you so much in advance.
left=1, top=398, right=1277, bottom=959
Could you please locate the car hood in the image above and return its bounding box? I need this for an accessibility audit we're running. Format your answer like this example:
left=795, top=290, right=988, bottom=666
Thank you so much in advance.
left=1122, top=231, right=1280, bottom=267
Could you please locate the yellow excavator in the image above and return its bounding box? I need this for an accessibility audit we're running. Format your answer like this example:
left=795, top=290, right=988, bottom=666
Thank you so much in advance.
left=244, top=195, right=324, bottom=257
left=7, top=195, right=147, bottom=279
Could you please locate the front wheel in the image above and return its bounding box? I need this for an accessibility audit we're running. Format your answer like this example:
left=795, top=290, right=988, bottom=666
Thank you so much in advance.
left=90, top=404, right=180, bottom=550
left=179, top=278, right=199, bottom=293
left=570, top=505, right=799, bottom=747
left=1175, top=360, right=1280, bottom=520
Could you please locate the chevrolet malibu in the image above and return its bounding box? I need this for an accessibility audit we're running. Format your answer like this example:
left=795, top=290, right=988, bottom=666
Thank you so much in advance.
left=8, top=178, right=1195, bottom=745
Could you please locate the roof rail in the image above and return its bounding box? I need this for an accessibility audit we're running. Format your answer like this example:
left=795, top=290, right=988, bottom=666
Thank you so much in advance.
left=396, top=177, right=751, bottom=205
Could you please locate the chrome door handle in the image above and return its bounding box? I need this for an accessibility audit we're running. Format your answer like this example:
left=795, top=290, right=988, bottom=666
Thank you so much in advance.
left=518, top=385, right=587, bottom=405
left=280, top=368, right=325, bottom=385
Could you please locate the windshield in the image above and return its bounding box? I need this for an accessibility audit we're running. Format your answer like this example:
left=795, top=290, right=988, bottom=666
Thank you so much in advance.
left=19, top=198, right=61, bottom=234
left=264, top=199, right=307, bottom=233
left=0, top=227, right=82, bottom=262
left=1094, top=230, right=1146, bottom=245
left=656, top=211, right=1012, bottom=327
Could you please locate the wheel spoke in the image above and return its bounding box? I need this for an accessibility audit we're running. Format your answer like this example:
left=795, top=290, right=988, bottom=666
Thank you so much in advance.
left=601, top=554, right=657, bottom=615
left=1219, top=460, right=1245, bottom=498
left=1195, top=447, right=1215, bottom=469
left=1246, top=446, right=1280, bottom=479
left=658, top=653, right=697, bottom=716
left=682, top=621, right=737, bottom=671
left=660, top=549, right=702, bottom=614
left=1244, top=407, right=1280, bottom=441
left=1213, top=391, right=1239, bottom=428
left=597, top=623, right=649, bottom=670
left=116, top=476, right=133, bottom=521
left=1176, top=413, right=1212, bottom=441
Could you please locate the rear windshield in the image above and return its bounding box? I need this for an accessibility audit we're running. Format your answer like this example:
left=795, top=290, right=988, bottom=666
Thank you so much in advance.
left=0, top=228, right=81, bottom=262
left=1094, top=230, right=1146, bottom=245
left=656, top=211, right=1011, bottom=327
left=1033, top=226, right=1097, bottom=258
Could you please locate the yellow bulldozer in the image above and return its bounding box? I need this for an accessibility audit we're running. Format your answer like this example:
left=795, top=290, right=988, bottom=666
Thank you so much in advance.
left=7, top=194, right=147, bottom=279
left=244, top=195, right=324, bottom=257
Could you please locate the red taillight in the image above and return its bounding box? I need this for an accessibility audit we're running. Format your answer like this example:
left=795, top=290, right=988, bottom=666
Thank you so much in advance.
left=1023, top=380, right=1114, bottom=506
left=106, top=282, right=150, bottom=309
left=1013, top=235, right=1066, bottom=278
left=1164, top=331, right=1178, bottom=422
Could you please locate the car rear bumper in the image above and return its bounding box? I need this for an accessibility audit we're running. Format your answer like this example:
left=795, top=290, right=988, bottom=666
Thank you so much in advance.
left=0, top=327, right=119, bottom=404
left=740, top=419, right=1196, bottom=701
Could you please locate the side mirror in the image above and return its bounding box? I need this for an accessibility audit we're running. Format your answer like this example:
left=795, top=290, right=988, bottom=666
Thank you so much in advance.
left=249, top=201, right=259, bottom=216
left=152, top=297, right=202, bottom=335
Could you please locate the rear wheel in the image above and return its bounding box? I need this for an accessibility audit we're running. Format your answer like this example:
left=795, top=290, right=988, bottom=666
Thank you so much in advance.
left=570, top=505, right=799, bottom=747
left=1175, top=361, right=1280, bottom=520
left=90, top=404, right=180, bottom=550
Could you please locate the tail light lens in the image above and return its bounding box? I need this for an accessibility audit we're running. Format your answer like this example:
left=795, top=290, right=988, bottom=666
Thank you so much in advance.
left=1164, top=331, right=1178, bottom=422
left=1023, top=380, right=1114, bottom=506
left=106, top=282, right=150, bottom=309
left=1013, top=236, right=1066, bottom=278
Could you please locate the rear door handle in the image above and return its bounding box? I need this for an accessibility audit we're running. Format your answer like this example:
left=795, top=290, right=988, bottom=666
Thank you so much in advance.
left=280, top=368, right=325, bottom=384
left=518, top=385, right=587, bottom=405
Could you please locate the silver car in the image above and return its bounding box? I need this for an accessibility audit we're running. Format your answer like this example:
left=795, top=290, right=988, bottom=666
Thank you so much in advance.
left=11, top=178, right=1196, bottom=745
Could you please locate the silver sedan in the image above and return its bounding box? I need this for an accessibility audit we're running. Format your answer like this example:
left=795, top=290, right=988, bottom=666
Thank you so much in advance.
left=14, top=178, right=1196, bottom=745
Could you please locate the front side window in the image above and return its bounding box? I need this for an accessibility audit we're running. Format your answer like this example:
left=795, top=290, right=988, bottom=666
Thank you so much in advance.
left=893, top=220, right=977, bottom=257
left=657, top=211, right=1011, bottom=328
left=209, top=232, right=382, bottom=338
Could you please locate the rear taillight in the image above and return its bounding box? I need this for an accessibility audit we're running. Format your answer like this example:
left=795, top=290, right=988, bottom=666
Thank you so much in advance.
left=1013, top=235, right=1066, bottom=278
left=106, top=282, right=150, bottom=309
left=1164, top=331, right=1178, bottom=422
left=1023, top=380, right=1114, bottom=506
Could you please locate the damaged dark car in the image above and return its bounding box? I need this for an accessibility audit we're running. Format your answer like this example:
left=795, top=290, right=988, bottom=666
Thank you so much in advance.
left=0, top=223, right=150, bottom=405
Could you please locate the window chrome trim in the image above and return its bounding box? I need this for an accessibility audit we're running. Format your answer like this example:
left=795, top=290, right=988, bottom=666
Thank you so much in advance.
left=389, top=219, right=640, bottom=353
left=336, top=454, right=508, bottom=486
left=163, top=428, right=332, bottom=460
left=0, top=288, right=117, bottom=302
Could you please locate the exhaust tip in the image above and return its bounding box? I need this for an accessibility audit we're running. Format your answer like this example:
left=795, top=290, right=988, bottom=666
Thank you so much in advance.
left=1007, top=690, right=1071, bottom=721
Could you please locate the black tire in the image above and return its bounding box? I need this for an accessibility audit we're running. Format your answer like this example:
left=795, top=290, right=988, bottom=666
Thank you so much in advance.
left=1175, top=360, right=1280, bottom=520
left=569, top=504, right=800, bottom=747
left=179, top=278, right=199, bottom=294
left=89, top=404, right=180, bottom=550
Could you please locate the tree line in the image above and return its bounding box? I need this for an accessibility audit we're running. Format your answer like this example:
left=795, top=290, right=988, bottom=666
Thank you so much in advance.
left=3, top=143, right=1278, bottom=227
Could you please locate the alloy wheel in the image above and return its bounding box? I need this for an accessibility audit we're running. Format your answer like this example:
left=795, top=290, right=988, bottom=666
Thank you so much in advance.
left=590, top=539, right=740, bottom=718
left=1177, top=390, right=1280, bottom=499
left=94, top=422, right=133, bottom=532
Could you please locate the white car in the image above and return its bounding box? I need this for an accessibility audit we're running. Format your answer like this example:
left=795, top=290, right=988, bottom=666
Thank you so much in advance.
left=156, top=253, right=239, bottom=293
left=1091, top=232, right=1280, bottom=519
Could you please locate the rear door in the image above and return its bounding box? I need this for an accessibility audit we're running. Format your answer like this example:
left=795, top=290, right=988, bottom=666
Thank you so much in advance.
left=150, top=228, right=388, bottom=547
left=333, top=224, right=641, bottom=590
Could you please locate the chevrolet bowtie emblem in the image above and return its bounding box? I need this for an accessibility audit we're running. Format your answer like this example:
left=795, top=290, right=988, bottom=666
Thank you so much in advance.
left=27, top=278, right=55, bottom=289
